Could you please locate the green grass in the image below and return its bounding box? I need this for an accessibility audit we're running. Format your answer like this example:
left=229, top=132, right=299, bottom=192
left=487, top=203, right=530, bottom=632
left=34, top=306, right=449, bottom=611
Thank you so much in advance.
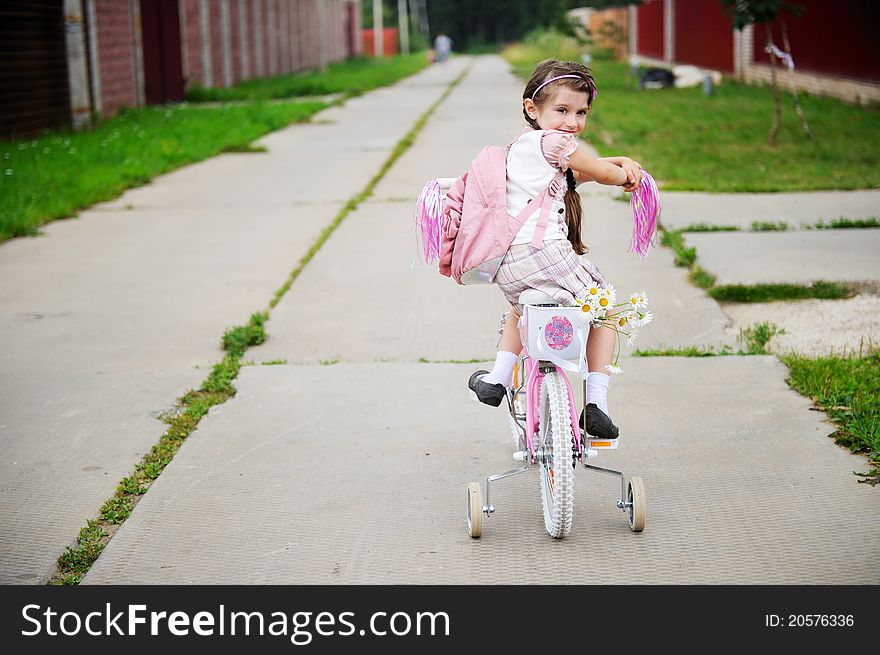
left=659, top=228, right=696, bottom=266
left=738, top=321, right=785, bottom=354
left=751, top=220, right=790, bottom=231
left=708, top=281, right=853, bottom=303
left=814, top=217, right=880, bottom=229
left=681, top=223, right=741, bottom=232
left=633, top=345, right=733, bottom=357
left=781, top=351, right=880, bottom=484
left=186, top=54, right=429, bottom=102
left=0, top=101, right=325, bottom=242
left=502, top=37, right=880, bottom=192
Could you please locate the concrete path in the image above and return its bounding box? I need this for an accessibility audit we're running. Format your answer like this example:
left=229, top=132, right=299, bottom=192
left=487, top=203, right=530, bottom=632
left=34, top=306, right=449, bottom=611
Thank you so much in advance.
left=0, top=58, right=470, bottom=584
left=78, top=56, right=879, bottom=585
left=685, top=228, right=880, bottom=286
left=659, top=189, right=880, bottom=230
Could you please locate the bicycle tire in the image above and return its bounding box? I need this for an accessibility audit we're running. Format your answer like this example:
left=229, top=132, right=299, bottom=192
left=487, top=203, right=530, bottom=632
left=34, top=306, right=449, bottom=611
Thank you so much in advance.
left=538, top=371, right=575, bottom=538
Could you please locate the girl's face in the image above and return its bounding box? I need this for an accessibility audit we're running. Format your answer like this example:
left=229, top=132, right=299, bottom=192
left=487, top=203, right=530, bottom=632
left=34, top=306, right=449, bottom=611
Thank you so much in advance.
left=525, top=87, right=591, bottom=134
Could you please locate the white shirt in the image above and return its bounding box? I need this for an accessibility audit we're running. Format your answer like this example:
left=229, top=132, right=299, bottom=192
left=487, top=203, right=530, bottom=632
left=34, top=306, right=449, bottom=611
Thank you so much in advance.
left=507, top=130, right=570, bottom=245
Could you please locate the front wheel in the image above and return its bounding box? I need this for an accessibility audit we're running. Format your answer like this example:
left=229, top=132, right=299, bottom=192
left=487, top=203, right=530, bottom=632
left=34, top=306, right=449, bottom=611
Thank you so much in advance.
left=538, top=371, right=575, bottom=538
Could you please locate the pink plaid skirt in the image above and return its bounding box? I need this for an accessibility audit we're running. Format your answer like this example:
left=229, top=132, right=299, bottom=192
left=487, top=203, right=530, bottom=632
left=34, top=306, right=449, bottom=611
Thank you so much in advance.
left=495, top=239, right=610, bottom=316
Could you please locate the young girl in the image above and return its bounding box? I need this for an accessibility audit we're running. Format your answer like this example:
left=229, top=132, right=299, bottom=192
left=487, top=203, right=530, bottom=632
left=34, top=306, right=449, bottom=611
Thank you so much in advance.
left=467, top=59, right=643, bottom=440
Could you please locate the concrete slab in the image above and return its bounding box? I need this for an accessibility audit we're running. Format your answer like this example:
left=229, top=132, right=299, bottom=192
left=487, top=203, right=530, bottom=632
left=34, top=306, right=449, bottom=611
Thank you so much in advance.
left=685, top=228, right=880, bottom=285
left=659, top=190, right=880, bottom=230
left=0, top=60, right=470, bottom=584
left=84, top=358, right=880, bottom=584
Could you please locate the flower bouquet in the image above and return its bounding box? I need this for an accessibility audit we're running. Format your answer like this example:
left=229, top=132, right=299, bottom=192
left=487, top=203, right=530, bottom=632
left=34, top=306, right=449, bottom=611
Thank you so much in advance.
left=576, top=285, right=653, bottom=375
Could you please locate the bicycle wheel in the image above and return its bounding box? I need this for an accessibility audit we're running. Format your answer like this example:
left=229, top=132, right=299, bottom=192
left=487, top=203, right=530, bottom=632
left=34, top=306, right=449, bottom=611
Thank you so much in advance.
left=467, top=482, right=483, bottom=538
left=627, top=477, right=646, bottom=532
left=537, top=371, right=575, bottom=538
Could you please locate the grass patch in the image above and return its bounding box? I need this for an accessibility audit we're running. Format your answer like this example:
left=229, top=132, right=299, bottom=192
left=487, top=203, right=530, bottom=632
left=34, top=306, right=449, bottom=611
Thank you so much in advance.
left=681, top=223, right=741, bottom=232
left=0, top=101, right=326, bottom=242
left=502, top=36, right=880, bottom=192
left=688, top=266, right=717, bottom=289
left=814, top=217, right=880, bottom=229
left=659, top=228, right=696, bottom=267
left=781, top=351, right=880, bottom=484
left=633, top=345, right=733, bottom=357
left=738, top=321, right=785, bottom=354
left=708, top=281, right=854, bottom=303
left=751, top=220, right=789, bottom=231
left=186, top=54, right=428, bottom=102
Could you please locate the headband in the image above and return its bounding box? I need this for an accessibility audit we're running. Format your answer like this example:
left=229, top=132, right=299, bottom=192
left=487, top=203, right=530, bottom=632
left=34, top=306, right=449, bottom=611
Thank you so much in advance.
left=530, top=74, right=597, bottom=101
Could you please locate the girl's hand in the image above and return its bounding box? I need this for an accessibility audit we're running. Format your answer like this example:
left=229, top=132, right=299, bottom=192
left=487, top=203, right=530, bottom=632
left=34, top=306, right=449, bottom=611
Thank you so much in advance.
left=620, top=159, right=643, bottom=192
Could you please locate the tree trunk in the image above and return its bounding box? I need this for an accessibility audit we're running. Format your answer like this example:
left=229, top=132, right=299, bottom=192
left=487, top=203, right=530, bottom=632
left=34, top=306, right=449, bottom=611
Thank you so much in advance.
left=782, top=19, right=815, bottom=142
left=764, top=24, right=781, bottom=147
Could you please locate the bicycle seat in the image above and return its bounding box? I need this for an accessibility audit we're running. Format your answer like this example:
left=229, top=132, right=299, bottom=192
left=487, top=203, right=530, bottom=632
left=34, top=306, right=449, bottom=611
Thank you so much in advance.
left=518, top=289, right=557, bottom=306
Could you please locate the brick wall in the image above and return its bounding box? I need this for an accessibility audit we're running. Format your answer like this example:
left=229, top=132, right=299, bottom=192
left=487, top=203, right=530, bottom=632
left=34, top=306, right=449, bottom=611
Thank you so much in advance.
left=94, top=0, right=138, bottom=116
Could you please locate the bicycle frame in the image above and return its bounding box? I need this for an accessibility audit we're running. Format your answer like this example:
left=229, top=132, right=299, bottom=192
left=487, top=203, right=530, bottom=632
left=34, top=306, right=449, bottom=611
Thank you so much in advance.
left=482, top=331, right=628, bottom=517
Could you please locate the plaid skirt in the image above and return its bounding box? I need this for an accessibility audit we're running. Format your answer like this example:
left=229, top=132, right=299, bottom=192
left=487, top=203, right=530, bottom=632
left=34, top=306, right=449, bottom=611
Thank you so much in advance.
left=495, top=239, right=610, bottom=316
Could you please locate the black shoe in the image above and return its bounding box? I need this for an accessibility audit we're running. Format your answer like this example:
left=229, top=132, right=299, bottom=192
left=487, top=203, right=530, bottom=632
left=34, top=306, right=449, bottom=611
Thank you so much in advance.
left=468, top=370, right=506, bottom=407
left=580, top=403, right=620, bottom=439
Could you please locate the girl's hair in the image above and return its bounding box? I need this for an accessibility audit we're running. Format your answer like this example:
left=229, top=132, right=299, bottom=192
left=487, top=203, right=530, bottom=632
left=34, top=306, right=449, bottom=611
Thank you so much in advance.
left=522, top=60, right=596, bottom=255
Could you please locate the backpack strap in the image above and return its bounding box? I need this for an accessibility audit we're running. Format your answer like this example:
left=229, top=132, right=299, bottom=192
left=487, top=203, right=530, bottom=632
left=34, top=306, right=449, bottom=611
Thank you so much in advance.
left=511, top=170, right=565, bottom=247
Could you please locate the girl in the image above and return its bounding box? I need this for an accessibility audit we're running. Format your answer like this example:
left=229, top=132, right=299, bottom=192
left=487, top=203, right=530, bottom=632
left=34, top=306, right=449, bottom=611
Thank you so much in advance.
left=467, top=59, right=643, bottom=440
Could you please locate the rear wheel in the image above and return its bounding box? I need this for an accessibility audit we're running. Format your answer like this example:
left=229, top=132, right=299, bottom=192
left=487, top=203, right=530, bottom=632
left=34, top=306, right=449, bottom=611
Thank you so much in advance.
left=538, top=371, right=575, bottom=538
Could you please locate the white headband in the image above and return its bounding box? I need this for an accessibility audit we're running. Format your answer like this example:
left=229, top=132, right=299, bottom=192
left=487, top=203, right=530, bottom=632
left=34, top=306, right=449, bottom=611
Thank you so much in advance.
left=530, top=74, right=596, bottom=101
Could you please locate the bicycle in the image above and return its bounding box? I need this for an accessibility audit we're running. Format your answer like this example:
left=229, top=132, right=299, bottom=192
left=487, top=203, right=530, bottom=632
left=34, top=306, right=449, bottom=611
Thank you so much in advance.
left=467, top=290, right=646, bottom=539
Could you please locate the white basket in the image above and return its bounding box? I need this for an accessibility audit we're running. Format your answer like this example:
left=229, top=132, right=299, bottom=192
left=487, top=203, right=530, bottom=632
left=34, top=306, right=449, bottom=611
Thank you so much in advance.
left=522, top=305, right=588, bottom=375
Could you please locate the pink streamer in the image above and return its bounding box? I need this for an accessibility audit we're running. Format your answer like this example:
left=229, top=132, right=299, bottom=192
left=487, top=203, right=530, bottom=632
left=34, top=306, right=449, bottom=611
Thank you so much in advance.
left=628, top=169, right=661, bottom=258
left=414, top=178, right=444, bottom=264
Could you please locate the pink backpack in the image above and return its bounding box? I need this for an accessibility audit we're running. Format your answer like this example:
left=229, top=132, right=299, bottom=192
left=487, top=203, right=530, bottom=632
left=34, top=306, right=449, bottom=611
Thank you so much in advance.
left=415, top=143, right=563, bottom=284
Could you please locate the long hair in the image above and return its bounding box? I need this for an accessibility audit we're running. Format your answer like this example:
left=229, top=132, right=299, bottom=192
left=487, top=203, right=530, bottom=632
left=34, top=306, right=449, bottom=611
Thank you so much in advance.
left=522, top=60, right=597, bottom=256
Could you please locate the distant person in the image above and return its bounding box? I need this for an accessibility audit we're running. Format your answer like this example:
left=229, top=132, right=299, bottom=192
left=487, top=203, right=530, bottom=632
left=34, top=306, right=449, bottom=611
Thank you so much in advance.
left=433, top=33, right=452, bottom=63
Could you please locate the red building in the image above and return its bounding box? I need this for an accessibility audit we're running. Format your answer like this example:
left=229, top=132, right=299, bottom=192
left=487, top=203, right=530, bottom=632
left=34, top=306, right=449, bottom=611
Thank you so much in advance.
left=1, top=0, right=363, bottom=140
left=629, top=0, right=880, bottom=104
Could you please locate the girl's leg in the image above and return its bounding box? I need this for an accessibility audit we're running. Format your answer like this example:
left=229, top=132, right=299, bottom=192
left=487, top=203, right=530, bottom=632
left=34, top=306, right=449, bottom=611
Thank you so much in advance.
left=581, top=325, right=619, bottom=437
left=480, top=311, right=521, bottom=387
left=586, top=324, right=615, bottom=372
left=498, top=310, right=523, bottom=355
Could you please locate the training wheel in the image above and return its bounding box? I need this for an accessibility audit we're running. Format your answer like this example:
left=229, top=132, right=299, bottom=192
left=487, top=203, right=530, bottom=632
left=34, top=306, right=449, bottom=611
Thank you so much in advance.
left=627, top=476, right=646, bottom=532
left=467, top=482, right=483, bottom=538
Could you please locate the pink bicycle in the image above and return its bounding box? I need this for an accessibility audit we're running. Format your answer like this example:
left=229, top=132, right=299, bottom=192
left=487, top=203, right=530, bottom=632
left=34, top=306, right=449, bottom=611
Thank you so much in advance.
left=467, top=291, right=646, bottom=539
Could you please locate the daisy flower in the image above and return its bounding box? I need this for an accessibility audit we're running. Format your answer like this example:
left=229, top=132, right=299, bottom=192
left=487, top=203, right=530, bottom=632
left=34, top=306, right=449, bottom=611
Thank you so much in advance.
left=626, top=332, right=638, bottom=347
left=605, top=364, right=623, bottom=375
left=578, top=302, right=593, bottom=323
left=637, top=291, right=649, bottom=308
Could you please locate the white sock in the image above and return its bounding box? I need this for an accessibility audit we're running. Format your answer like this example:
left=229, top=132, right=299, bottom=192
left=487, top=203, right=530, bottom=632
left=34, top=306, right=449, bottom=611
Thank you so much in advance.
left=481, top=351, right=519, bottom=387
left=586, top=372, right=610, bottom=415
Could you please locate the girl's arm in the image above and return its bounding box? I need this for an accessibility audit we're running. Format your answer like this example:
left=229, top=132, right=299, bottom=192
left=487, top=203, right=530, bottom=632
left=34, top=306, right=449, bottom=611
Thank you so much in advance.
left=570, top=148, right=643, bottom=191
left=568, top=147, right=629, bottom=186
